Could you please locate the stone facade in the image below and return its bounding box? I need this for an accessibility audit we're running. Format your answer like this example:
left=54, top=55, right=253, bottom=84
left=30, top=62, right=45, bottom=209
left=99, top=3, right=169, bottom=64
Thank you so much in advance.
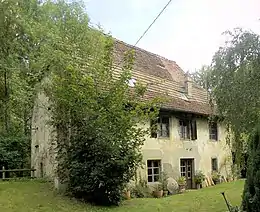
left=31, top=92, right=57, bottom=180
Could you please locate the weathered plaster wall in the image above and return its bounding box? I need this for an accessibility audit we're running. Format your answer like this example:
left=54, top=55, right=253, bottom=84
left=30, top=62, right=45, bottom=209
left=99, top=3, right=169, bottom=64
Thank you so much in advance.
left=140, top=116, right=232, bottom=182
left=31, top=93, right=232, bottom=184
left=31, top=92, right=57, bottom=180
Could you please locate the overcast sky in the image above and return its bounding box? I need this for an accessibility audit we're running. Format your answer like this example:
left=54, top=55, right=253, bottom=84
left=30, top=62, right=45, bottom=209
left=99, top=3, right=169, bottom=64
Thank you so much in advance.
left=85, top=0, right=260, bottom=72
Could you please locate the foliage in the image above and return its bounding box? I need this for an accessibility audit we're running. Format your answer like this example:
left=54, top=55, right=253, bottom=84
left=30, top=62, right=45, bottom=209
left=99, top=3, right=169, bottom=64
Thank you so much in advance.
left=190, top=29, right=260, bottom=171
left=39, top=1, right=162, bottom=206
left=125, top=183, right=133, bottom=192
left=0, top=0, right=49, bottom=136
left=194, top=170, right=205, bottom=184
left=229, top=206, right=243, bottom=212
left=0, top=0, right=162, bottom=205
left=132, top=178, right=152, bottom=198
left=212, top=171, right=221, bottom=184
left=0, top=135, right=30, bottom=171
left=177, top=176, right=186, bottom=185
left=211, top=28, right=260, bottom=162
left=190, top=65, right=213, bottom=92
left=189, top=27, right=260, bottom=211
left=242, top=125, right=260, bottom=212
left=0, top=0, right=64, bottom=168
left=159, top=171, right=168, bottom=191
left=153, top=183, right=163, bottom=191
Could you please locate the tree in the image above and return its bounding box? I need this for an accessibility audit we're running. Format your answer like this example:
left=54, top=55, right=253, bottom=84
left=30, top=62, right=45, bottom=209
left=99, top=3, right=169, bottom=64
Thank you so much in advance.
left=190, top=65, right=213, bottom=92
left=0, top=0, right=161, bottom=205
left=0, top=0, right=44, bottom=169
left=36, top=0, right=162, bottom=206
left=206, top=28, right=260, bottom=211
left=242, top=125, right=260, bottom=212
left=211, top=28, right=260, bottom=132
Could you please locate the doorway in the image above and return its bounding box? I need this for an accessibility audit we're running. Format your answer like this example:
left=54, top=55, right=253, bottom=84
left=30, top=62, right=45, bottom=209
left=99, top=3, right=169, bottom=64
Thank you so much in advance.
left=180, top=159, right=194, bottom=189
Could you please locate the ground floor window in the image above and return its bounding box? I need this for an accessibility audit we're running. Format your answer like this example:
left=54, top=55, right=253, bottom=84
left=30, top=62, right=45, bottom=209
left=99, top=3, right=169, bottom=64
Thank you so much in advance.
left=211, top=158, right=218, bottom=172
left=147, top=160, right=161, bottom=182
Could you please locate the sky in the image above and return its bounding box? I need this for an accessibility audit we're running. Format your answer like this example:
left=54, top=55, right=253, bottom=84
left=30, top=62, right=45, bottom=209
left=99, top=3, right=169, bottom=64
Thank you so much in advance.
left=85, top=0, right=260, bottom=72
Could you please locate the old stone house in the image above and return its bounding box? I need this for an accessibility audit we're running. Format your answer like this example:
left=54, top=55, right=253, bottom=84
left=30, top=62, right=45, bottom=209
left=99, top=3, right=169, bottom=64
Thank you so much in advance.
left=31, top=40, right=232, bottom=189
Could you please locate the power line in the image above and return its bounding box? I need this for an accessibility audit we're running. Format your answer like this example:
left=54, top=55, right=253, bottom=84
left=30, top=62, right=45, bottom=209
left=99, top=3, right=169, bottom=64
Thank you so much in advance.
left=134, top=0, right=173, bottom=46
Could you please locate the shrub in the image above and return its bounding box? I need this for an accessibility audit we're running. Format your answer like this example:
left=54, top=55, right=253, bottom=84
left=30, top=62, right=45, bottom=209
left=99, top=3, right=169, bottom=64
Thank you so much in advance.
left=49, top=39, right=161, bottom=205
left=46, top=2, right=162, bottom=205
left=159, top=171, right=168, bottom=191
left=177, top=176, right=186, bottom=185
left=212, top=171, right=221, bottom=184
left=242, top=125, right=260, bottom=211
left=131, top=178, right=152, bottom=198
left=0, top=135, right=30, bottom=171
left=194, top=170, right=205, bottom=185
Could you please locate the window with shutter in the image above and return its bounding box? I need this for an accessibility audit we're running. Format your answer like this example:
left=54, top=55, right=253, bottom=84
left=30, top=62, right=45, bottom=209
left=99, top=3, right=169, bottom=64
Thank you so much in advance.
left=191, top=120, right=197, bottom=140
left=179, top=118, right=197, bottom=140
left=209, top=121, right=218, bottom=141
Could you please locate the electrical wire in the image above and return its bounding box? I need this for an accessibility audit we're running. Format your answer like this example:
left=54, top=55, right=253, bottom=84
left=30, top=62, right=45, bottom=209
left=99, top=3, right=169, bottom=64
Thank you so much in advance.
left=134, top=0, right=173, bottom=46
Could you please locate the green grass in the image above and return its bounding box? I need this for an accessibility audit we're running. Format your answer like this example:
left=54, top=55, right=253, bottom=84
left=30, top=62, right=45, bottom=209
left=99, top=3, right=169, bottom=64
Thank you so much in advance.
left=0, top=179, right=244, bottom=212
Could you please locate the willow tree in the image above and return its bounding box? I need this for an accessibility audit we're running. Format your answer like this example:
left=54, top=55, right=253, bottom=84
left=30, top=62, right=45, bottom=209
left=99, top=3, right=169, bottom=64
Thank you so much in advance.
left=206, top=28, right=260, bottom=211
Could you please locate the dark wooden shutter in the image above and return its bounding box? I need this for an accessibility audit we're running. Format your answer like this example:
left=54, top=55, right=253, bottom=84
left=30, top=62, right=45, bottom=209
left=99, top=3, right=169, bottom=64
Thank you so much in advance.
left=150, top=119, right=157, bottom=138
left=215, top=123, right=218, bottom=141
left=191, top=120, right=197, bottom=140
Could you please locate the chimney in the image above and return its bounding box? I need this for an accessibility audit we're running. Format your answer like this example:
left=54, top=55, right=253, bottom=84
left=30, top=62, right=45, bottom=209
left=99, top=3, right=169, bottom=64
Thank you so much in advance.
left=185, top=74, right=193, bottom=98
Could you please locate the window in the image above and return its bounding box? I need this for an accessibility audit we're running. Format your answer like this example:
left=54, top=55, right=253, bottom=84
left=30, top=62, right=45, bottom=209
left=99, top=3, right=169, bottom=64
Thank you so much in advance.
left=211, top=158, right=218, bottom=172
left=179, top=119, right=197, bottom=140
left=147, top=160, right=161, bottom=182
left=151, top=116, right=170, bottom=138
left=180, top=93, right=189, bottom=101
left=127, top=78, right=136, bottom=87
left=209, top=122, right=218, bottom=141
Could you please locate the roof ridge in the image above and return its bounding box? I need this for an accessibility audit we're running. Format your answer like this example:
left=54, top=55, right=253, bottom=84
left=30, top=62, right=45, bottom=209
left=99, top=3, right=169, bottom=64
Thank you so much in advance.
left=114, top=39, right=188, bottom=76
left=115, top=39, right=174, bottom=63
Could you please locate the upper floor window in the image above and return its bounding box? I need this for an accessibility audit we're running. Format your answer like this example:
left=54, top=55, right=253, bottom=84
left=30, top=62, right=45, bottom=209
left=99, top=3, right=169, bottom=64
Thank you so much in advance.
left=179, top=119, right=197, bottom=140
left=151, top=116, right=170, bottom=138
left=209, top=121, right=218, bottom=141
left=147, top=160, right=161, bottom=182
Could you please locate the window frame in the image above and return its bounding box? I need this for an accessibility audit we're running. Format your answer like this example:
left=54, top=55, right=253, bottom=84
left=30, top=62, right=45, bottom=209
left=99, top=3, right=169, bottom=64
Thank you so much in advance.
left=150, top=115, right=170, bottom=138
left=179, top=118, right=197, bottom=140
left=147, top=160, right=161, bottom=183
left=209, top=121, right=218, bottom=141
left=211, top=157, right=218, bottom=172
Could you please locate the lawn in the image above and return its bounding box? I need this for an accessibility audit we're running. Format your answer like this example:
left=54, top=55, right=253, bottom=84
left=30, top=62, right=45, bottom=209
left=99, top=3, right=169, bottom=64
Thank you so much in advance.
left=0, top=179, right=244, bottom=212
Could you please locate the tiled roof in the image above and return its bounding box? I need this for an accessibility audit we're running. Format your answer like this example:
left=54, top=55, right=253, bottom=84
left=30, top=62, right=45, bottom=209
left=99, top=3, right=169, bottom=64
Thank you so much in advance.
left=113, top=40, right=214, bottom=115
left=142, top=90, right=214, bottom=115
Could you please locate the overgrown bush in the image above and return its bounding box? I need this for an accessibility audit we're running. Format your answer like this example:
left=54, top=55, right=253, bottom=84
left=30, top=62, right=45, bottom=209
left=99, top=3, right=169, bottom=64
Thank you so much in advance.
left=159, top=171, right=168, bottom=191
left=0, top=135, right=30, bottom=177
left=242, top=125, right=260, bottom=211
left=46, top=4, right=162, bottom=204
left=132, top=178, right=152, bottom=198
left=194, top=170, right=205, bottom=185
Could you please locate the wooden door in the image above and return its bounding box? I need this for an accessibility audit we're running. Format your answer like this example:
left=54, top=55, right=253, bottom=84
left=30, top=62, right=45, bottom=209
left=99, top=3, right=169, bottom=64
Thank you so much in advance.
left=180, top=159, right=194, bottom=189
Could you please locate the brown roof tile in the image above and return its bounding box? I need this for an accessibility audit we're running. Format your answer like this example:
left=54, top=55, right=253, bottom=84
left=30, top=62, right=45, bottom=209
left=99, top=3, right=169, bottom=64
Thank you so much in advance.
left=113, top=39, right=214, bottom=115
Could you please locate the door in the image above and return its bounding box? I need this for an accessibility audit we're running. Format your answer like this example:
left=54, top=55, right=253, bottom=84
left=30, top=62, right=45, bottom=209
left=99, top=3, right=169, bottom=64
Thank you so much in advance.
left=180, top=159, right=194, bottom=189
